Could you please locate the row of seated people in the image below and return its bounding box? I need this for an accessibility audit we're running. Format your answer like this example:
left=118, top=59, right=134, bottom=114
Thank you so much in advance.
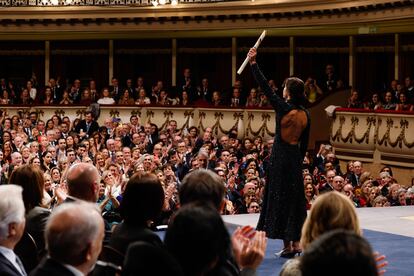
left=0, top=63, right=346, bottom=107
left=0, top=77, right=273, bottom=108
left=304, top=144, right=414, bottom=210
left=346, top=77, right=414, bottom=111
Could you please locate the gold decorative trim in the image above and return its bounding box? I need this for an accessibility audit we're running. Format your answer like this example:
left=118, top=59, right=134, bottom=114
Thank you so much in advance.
left=246, top=112, right=275, bottom=137
left=376, top=118, right=414, bottom=148
left=54, top=109, right=65, bottom=117
left=331, top=116, right=376, bottom=144
left=109, top=109, right=120, bottom=118
left=130, top=109, right=142, bottom=118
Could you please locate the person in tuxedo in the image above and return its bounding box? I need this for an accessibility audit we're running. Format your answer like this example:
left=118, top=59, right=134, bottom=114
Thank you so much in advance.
left=31, top=201, right=105, bottom=276
left=75, top=111, right=99, bottom=140
left=0, top=185, right=27, bottom=276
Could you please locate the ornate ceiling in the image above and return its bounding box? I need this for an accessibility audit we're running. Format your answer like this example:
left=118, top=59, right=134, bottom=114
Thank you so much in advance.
left=0, top=0, right=413, bottom=39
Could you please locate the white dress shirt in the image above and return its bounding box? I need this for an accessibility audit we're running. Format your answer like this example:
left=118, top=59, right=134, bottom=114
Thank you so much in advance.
left=0, top=246, right=26, bottom=276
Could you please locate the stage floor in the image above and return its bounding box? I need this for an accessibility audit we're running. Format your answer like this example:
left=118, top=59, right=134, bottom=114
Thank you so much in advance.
left=223, top=206, right=414, bottom=238
left=222, top=206, right=414, bottom=276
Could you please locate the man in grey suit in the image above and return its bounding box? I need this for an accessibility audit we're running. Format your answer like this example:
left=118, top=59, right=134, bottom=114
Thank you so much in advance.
left=0, top=185, right=27, bottom=276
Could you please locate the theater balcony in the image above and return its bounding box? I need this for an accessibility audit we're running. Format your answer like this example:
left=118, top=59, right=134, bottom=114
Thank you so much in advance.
left=330, top=108, right=414, bottom=168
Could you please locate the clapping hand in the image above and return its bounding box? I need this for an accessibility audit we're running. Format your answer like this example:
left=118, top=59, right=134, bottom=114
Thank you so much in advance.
left=232, top=226, right=267, bottom=269
left=374, top=251, right=388, bottom=275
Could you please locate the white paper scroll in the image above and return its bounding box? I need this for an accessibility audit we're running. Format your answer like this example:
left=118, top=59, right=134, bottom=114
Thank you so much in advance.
left=237, top=30, right=267, bottom=75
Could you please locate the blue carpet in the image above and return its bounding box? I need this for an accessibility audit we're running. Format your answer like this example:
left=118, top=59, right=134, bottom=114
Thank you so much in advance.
left=255, top=229, right=414, bottom=276
left=157, top=227, right=414, bottom=275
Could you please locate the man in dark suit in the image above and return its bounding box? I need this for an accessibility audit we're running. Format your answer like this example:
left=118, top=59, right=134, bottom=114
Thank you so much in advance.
left=0, top=185, right=27, bottom=276
left=31, top=201, right=105, bottom=276
left=229, top=87, right=245, bottom=107
left=75, top=111, right=99, bottom=140
left=109, top=77, right=122, bottom=102
left=48, top=78, right=62, bottom=102
left=195, top=78, right=212, bottom=103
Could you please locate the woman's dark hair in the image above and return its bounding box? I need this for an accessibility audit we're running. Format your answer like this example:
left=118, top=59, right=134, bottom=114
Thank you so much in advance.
left=188, top=126, right=198, bottom=135
left=120, top=173, right=164, bottom=226
left=150, top=123, right=159, bottom=137
left=285, top=77, right=306, bottom=106
left=300, top=230, right=378, bottom=276
left=45, top=119, right=54, bottom=130
left=9, top=164, right=45, bottom=212
left=165, top=203, right=229, bottom=276
left=380, top=166, right=393, bottom=177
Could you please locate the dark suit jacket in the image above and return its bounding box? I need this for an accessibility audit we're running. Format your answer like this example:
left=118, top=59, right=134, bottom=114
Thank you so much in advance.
left=75, top=120, right=99, bottom=137
left=30, top=258, right=75, bottom=276
left=108, top=222, right=163, bottom=260
left=0, top=253, right=23, bottom=276
left=25, top=207, right=51, bottom=256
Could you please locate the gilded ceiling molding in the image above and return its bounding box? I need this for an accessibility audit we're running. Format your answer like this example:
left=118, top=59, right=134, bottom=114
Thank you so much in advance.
left=0, top=0, right=413, bottom=40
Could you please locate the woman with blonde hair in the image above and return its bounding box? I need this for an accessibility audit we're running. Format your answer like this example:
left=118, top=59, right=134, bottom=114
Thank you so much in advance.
left=300, top=192, right=361, bottom=250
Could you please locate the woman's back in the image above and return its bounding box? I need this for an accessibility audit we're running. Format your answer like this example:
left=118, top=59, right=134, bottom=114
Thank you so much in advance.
left=280, top=109, right=308, bottom=145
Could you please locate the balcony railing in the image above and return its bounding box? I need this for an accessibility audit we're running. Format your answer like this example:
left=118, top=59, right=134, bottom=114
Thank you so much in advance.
left=0, top=0, right=236, bottom=7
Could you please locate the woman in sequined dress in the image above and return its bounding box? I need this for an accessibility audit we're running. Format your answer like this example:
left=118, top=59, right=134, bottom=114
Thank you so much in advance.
left=248, top=48, right=311, bottom=257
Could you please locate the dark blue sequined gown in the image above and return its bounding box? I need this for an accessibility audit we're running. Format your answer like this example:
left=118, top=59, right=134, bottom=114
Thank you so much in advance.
left=252, top=63, right=310, bottom=241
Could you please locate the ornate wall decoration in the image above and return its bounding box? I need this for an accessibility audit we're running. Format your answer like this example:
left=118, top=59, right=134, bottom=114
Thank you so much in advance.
left=158, top=110, right=174, bottom=131
left=146, top=110, right=154, bottom=123
left=54, top=109, right=66, bottom=117
left=109, top=109, right=120, bottom=118
left=180, top=110, right=194, bottom=131
left=130, top=109, right=142, bottom=118
left=198, top=111, right=207, bottom=132
left=246, top=112, right=275, bottom=137
left=34, top=109, right=45, bottom=118
left=76, top=109, right=86, bottom=119
left=331, top=115, right=376, bottom=144
left=376, top=118, right=414, bottom=148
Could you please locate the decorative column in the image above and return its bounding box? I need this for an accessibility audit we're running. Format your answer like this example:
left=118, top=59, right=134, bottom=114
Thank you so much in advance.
left=232, top=37, right=237, bottom=85
left=45, top=41, right=50, bottom=85
left=172, top=38, right=177, bottom=87
left=109, top=40, right=114, bottom=85
left=349, top=36, right=355, bottom=88
left=394, top=33, right=400, bottom=81
left=289, top=36, right=295, bottom=76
